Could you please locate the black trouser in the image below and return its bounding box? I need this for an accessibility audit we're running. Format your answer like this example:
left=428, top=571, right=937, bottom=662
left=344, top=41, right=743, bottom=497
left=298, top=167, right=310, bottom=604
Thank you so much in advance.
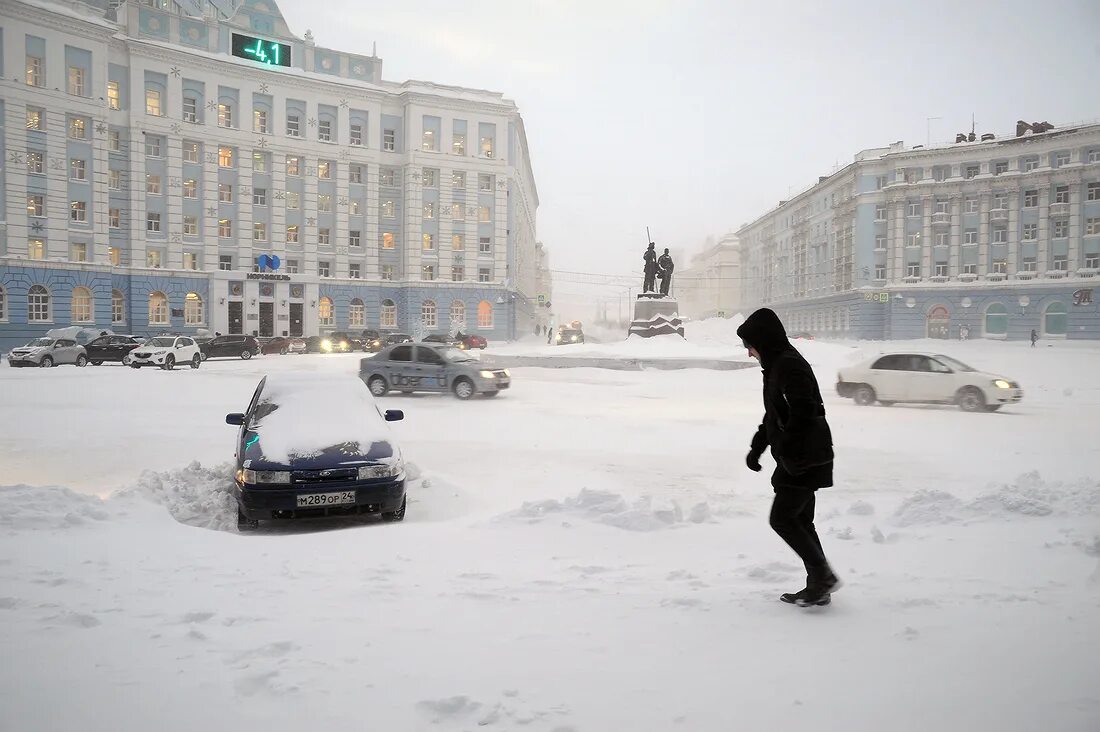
left=769, top=489, right=828, bottom=578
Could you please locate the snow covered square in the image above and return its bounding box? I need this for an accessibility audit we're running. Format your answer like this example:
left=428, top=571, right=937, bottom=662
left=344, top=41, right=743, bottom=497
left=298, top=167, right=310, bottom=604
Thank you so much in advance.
left=1, top=324, right=1099, bottom=731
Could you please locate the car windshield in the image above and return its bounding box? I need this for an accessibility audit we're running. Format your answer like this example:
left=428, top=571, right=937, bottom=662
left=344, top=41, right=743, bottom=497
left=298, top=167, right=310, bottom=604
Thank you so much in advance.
left=443, top=348, right=477, bottom=363
left=27, top=338, right=53, bottom=347
left=148, top=337, right=176, bottom=347
left=934, top=355, right=975, bottom=372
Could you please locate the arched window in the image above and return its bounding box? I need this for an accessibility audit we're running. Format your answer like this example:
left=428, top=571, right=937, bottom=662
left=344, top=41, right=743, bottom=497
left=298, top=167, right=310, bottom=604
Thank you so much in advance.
left=184, top=292, right=204, bottom=325
left=422, top=299, right=437, bottom=328
left=984, top=303, right=1007, bottom=337
left=380, top=299, right=396, bottom=328
left=477, top=300, right=493, bottom=328
left=349, top=298, right=365, bottom=328
left=319, top=296, right=334, bottom=326
left=71, top=286, right=93, bottom=323
left=112, top=290, right=125, bottom=324
left=449, top=300, right=466, bottom=331
left=0, top=285, right=7, bottom=321
left=148, top=291, right=168, bottom=325
left=28, top=285, right=51, bottom=322
left=1043, top=301, right=1067, bottom=336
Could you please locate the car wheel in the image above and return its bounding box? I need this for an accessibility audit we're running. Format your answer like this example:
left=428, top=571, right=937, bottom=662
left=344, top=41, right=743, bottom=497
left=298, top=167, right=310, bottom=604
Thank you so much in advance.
left=453, top=378, right=475, bottom=400
left=483, top=390, right=499, bottom=398
left=39, top=357, right=53, bottom=368
left=130, top=363, right=141, bottom=369
left=280, top=348, right=288, bottom=355
left=368, top=376, right=389, bottom=397
left=853, top=385, right=876, bottom=406
left=984, top=404, right=1002, bottom=412
left=76, top=355, right=88, bottom=367
left=241, top=350, right=252, bottom=360
left=957, top=387, right=986, bottom=412
left=382, top=496, right=406, bottom=523
left=237, top=507, right=259, bottom=532
left=191, top=354, right=201, bottom=369
left=163, top=355, right=175, bottom=371
left=90, top=360, right=102, bottom=366
left=878, top=401, right=895, bottom=407
left=200, top=352, right=208, bottom=361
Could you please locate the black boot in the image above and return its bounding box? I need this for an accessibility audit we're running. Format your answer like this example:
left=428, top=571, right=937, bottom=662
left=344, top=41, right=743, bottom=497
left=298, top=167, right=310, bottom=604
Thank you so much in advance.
left=796, top=566, right=841, bottom=607
left=780, top=587, right=831, bottom=606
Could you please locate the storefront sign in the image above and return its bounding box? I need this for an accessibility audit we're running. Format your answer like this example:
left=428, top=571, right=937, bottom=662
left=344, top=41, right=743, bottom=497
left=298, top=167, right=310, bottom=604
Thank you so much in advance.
left=170, top=308, right=183, bottom=318
left=247, top=272, right=291, bottom=281
left=863, top=292, right=890, bottom=303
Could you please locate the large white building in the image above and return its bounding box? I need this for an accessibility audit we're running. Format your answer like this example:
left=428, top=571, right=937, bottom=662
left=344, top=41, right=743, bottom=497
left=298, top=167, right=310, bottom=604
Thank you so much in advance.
left=0, top=0, right=541, bottom=352
left=676, top=233, right=741, bottom=320
left=739, top=121, right=1100, bottom=340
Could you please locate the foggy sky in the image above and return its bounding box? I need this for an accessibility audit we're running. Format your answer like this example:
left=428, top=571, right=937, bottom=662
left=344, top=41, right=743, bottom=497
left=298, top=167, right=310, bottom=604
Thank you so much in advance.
left=277, top=0, right=1100, bottom=319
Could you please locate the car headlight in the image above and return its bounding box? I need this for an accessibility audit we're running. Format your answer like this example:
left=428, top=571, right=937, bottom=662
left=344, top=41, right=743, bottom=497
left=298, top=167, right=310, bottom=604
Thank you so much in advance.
left=357, top=463, right=402, bottom=480
left=479, top=370, right=496, bottom=379
left=502, top=369, right=510, bottom=377
left=320, top=339, right=333, bottom=352
left=556, top=335, right=563, bottom=342
left=571, top=335, right=578, bottom=342
left=237, top=469, right=292, bottom=484
left=993, top=379, right=1011, bottom=389
left=372, top=340, right=381, bottom=347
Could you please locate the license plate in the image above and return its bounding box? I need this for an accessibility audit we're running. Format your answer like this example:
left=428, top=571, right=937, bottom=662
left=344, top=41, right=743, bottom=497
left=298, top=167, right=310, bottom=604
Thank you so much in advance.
left=296, top=491, right=356, bottom=507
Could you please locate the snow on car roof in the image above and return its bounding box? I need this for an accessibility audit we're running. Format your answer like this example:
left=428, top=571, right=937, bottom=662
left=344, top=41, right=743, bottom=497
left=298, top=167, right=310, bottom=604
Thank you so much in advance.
left=252, top=374, right=394, bottom=463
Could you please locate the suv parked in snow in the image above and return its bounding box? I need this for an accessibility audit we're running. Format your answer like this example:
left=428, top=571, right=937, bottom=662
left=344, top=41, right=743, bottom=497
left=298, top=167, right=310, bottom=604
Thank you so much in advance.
left=128, top=336, right=203, bottom=370
left=199, top=335, right=261, bottom=361
left=836, top=353, right=1023, bottom=412
left=360, top=343, right=509, bottom=400
left=85, top=335, right=143, bottom=365
left=7, top=338, right=87, bottom=368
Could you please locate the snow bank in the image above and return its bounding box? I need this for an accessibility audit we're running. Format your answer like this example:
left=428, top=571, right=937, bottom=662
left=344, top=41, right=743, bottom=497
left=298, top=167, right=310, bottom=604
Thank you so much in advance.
left=122, top=461, right=239, bottom=532
left=0, top=484, right=112, bottom=531
left=504, top=488, right=713, bottom=532
left=892, top=472, right=1100, bottom=527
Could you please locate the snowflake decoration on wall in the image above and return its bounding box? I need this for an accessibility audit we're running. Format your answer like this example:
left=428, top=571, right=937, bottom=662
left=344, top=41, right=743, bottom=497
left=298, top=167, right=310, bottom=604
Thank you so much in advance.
left=338, top=149, right=349, bottom=160
left=170, top=66, right=181, bottom=78
left=306, top=217, right=316, bottom=226
left=257, top=138, right=268, bottom=148
left=259, top=83, right=269, bottom=94
left=206, top=207, right=217, bottom=216
left=339, top=99, right=349, bottom=109
left=95, top=123, right=108, bottom=135
left=338, top=197, right=349, bottom=207
left=206, top=100, right=218, bottom=111
left=8, top=151, right=23, bottom=165
left=307, top=117, right=317, bottom=128
left=170, top=123, right=181, bottom=134
left=31, top=221, right=44, bottom=233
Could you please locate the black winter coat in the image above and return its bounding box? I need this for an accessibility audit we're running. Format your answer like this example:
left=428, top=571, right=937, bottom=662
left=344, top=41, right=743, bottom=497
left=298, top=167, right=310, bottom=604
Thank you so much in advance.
left=737, top=308, right=834, bottom=491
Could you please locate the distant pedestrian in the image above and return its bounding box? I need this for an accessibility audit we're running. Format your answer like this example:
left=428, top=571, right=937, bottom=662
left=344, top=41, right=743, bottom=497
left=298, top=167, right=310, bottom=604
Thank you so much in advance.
left=737, top=308, right=840, bottom=607
left=1031, top=329, right=1038, bottom=347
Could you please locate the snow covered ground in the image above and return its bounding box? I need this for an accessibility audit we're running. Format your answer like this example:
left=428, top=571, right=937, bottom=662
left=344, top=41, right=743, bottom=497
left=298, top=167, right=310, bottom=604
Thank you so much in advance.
left=1, top=334, right=1099, bottom=731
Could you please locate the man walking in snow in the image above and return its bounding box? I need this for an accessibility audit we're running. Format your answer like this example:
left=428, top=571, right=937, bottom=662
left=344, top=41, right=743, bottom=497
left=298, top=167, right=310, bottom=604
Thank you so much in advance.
left=1031, top=329, right=1038, bottom=347
left=737, top=308, right=840, bottom=607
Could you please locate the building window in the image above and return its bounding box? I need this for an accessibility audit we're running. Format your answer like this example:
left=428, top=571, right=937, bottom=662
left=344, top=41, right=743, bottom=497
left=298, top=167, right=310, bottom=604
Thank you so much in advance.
left=286, top=259, right=298, bottom=274
left=380, top=167, right=396, bottom=187
left=182, top=216, right=198, bottom=236
left=477, top=300, right=493, bottom=328
left=71, top=243, right=88, bottom=263
left=382, top=232, right=395, bottom=249
left=906, top=232, right=921, bottom=248
left=253, top=188, right=267, bottom=206
left=1086, top=218, right=1100, bottom=236
left=219, top=255, right=233, bottom=271
left=452, top=233, right=465, bottom=251
left=318, top=194, right=332, bottom=212
left=253, top=151, right=269, bottom=173
left=28, top=285, right=51, bottom=322
left=422, top=128, right=436, bottom=152
left=421, top=300, right=437, bottom=327
left=183, top=293, right=203, bottom=325
left=1054, top=185, right=1069, bottom=204
left=349, top=264, right=361, bottom=280
left=381, top=299, right=396, bottom=326
left=183, top=96, right=198, bottom=123
left=1042, top=301, right=1067, bottom=335
left=875, top=175, right=888, bottom=190
left=992, top=259, right=1008, bottom=274
left=1023, top=157, right=1039, bottom=172
left=145, top=135, right=163, bottom=157
left=1022, top=258, right=1037, bottom=272
left=451, top=203, right=466, bottom=221
left=146, top=89, right=162, bottom=116
left=479, top=236, right=492, bottom=254
left=67, top=200, right=87, bottom=224
left=1088, top=182, right=1100, bottom=202
left=253, top=109, right=268, bottom=134
left=935, top=232, right=949, bottom=248
left=349, top=165, right=363, bottom=184
left=218, top=219, right=232, bottom=238
left=350, top=124, right=362, bottom=146
left=452, top=133, right=466, bottom=156
left=183, top=141, right=199, bottom=163
left=148, top=292, right=169, bottom=325
left=874, top=205, right=886, bottom=221
left=184, top=251, right=199, bottom=269
left=28, top=194, right=45, bottom=218
left=934, top=263, right=948, bottom=278
left=383, top=129, right=395, bottom=151
left=381, top=265, right=395, bottom=281
left=218, top=183, right=233, bottom=202
left=318, top=228, right=331, bottom=246
left=350, top=200, right=362, bottom=215
left=26, top=56, right=44, bottom=87
left=109, top=208, right=121, bottom=228
left=286, top=192, right=299, bottom=209
left=253, top=223, right=266, bottom=241
left=423, top=202, right=435, bottom=219
left=964, top=197, right=979, bottom=214
left=1023, top=190, right=1038, bottom=208
left=478, top=267, right=491, bottom=282
left=66, top=66, right=86, bottom=96
left=964, top=164, right=980, bottom=179
left=451, top=265, right=465, bottom=282
left=69, top=117, right=87, bottom=140
left=422, top=265, right=436, bottom=281
left=962, top=263, right=977, bottom=275
left=319, top=298, right=334, bottom=325
left=906, top=263, right=921, bottom=278
left=992, top=227, right=1006, bottom=244
left=318, top=160, right=332, bottom=179
left=219, top=146, right=234, bottom=168
left=108, top=247, right=120, bottom=266
left=993, top=160, right=1008, bottom=175
left=1052, top=255, right=1068, bottom=271
left=182, top=179, right=197, bottom=198
left=29, top=239, right=46, bottom=260
left=287, top=114, right=300, bottom=137
left=423, top=168, right=437, bottom=188
left=26, top=107, right=45, bottom=131
left=874, top=264, right=886, bottom=280
left=993, top=192, right=1008, bottom=210
left=1054, top=152, right=1070, bottom=167
left=71, top=159, right=87, bottom=181
left=112, top=290, right=125, bottom=324
left=218, top=103, right=233, bottom=128
left=316, top=119, right=331, bottom=142
left=319, top=262, right=331, bottom=278
left=964, top=229, right=979, bottom=245
left=349, top=231, right=361, bottom=247
left=147, top=250, right=162, bottom=268
left=479, top=174, right=493, bottom=192
left=1090, top=150, right=1100, bottom=164
left=478, top=206, right=492, bottom=223
left=27, top=152, right=44, bottom=175
left=109, top=130, right=121, bottom=152
left=382, top=201, right=395, bottom=218
left=480, top=136, right=494, bottom=158
left=423, top=233, right=435, bottom=251
left=286, top=225, right=299, bottom=244
left=907, top=201, right=921, bottom=217
left=1023, top=223, right=1037, bottom=241
left=147, top=174, right=161, bottom=195
left=1086, top=254, right=1100, bottom=269
left=874, top=236, right=886, bottom=251
left=449, top=300, right=466, bottom=329
left=1053, top=219, right=1068, bottom=239
left=349, top=299, right=364, bottom=325
left=452, top=171, right=466, bottom=189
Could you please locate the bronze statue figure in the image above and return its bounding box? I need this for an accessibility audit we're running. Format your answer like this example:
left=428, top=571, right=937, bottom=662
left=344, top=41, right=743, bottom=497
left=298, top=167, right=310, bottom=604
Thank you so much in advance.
left=657, top=248, right=674, bottom=296
left=643, top=242, right=658, bottom=293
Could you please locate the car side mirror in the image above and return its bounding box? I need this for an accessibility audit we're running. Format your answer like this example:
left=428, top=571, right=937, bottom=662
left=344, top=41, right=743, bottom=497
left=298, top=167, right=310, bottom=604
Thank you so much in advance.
left=384, top=410, right=404, bottom=422
left=225, top=413, right=246, bottom=426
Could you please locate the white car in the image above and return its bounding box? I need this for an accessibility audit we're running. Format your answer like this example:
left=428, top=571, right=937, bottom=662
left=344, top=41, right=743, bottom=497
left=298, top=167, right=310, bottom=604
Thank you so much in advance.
left=126, top=336, right=202, bottom=370
left=7, top=337, right=88, bottom=368
left=836, top=353, right=1023, bottom=412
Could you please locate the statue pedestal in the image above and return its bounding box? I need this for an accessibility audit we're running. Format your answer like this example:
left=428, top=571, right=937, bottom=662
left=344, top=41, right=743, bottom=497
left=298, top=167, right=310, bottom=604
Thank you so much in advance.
left=629, top=296, right=684, bottom=338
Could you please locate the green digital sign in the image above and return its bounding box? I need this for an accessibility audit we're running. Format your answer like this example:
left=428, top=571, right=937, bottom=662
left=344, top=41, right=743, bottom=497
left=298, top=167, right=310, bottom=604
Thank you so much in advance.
left=231, top=33, right=291, bottom=68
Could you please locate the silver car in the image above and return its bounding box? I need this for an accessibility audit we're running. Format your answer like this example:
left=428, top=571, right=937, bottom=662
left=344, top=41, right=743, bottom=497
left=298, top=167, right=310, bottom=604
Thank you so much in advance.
left=359, top=343, right=510, bottom=400
left=7, top=337, right=88, bottom=368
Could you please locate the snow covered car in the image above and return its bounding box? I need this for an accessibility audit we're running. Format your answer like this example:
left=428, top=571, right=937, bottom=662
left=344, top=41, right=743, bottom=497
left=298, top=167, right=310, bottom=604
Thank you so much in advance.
left=226, top=374, right=407, bottom=530
left=7, top=337, right=88, bottom=368
left=455, top=333, right=487, bottom=350
left=836, top=353, right=1023, bottom=412
left=359, top=343, right=509, bottom=400
left=127, top=336, right=202, bottom=370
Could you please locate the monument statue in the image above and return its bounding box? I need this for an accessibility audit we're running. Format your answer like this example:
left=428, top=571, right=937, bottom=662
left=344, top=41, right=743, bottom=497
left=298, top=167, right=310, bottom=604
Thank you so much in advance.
left=657, top=248, right=674, bottom=296
left=642, top=242, right=658, bottom=293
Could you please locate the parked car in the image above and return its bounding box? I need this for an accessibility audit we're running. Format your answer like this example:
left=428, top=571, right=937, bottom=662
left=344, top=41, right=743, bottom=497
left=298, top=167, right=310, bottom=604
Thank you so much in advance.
left=226, top=374, right=408, bottom=530
left=554, top=328, right=585, bottom=345
left=455, top=332, right=488, bottom=350
left=360, top=343, right=510, bottom=400
left=836, top=352, right=1023, bottom=412
left=790, top=332, right=815, bottom=340
left=287, top=338, right=307, bottom=354
left=421, top=333, right=456, bottom=345
left=127, top=336, right=202, bottom=370
left=303, top=336, right=325, bottom=354
left=85, top=335, right=143, bottom=365
left=199, top=335, right=261, bottom=361
left=7, top=337, right=88, bottom=368
left=383, top=333, right=414, bottom=346
left=360, top=330, right=382, bottom=351
left=261, top=337, right=297, bottom=355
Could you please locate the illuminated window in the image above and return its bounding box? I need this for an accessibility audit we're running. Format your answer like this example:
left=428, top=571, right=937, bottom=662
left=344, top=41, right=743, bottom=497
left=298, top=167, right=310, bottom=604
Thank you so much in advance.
left=382, top=200, right=395, bottom=218
left=69, top=117, right=87, bottom=139
left=107, top=81, right=121, bottom=110
left=218, top=219, right=232, bottom=238
left=423, top=202, right=435, bottom=219
left=218, top=103, right=233, bottom=128
left=318, top=194, right=332, bottom=212
left=421, top=265, right=435, bottom=281
left=319, top=297, right=334, bottom=325
left=286, top=155, right=300, bottom=175
left=451, top=203, right=465, bottom=221
left=146, top=89, right=162, bottom=116
left=477, top=300, right=493, bottom=328
left=286, top=225, right=299, bottom=244
left=147, top=175, right=161, bottom=195
left=27, top=194, right=44, bottom=217
left=183, top=179, right=197, bottom=198
left=70, top=243, right=87, bottom=263
left=68, top=66, right=86, bottom=96
left=423, top=233, right=434, bottom=250
left=253, top=223, right=266, bottom=241
left=183, top=141, right=199, bottom=163
left=478, top=206, right=491, bottom=223
left=27, top=152, right=44, bottom=174
left=109, top=248, right=121, bottom=266
left=112, top=290, right=125, bottom=323
left=382, top=232, right=394, bottom=249
left=452, top=133, right=465, bottom=156
left=149, top=291, right=169, bottom=325
left=452, top=234, right=464, bottom=251
left=26, top=56, right=44, bottom=87
left=452, top=171, right=466, bottom=189
left=253, top=109, right=268, bottom=134
left=110, top=208, right=121, bottom=228
left=318, top=160, right=332, bottom=179
left=219, top=146, right=234, bottom=168
left=70, top=201, right=87, bottom=222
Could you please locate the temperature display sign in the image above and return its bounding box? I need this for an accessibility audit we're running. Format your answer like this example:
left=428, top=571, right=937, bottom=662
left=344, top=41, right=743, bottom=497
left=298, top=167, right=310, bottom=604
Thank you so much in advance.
left=231, top=33, right=291, bottom=68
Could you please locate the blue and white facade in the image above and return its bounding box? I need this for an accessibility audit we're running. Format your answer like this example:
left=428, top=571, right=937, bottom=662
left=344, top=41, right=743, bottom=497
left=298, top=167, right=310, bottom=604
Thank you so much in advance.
left=739, top=123, right=1100, bottom=340
left=0, top=0, right=541, bottom=353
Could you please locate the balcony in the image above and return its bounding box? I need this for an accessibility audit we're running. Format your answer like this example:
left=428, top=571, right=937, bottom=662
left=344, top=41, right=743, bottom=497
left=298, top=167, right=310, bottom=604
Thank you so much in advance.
left=985, top=272, right=1007, bottom=281
left=931, top=212, right=951, bottom=226
left=958, top=273, right=978, bottom=282
left=990, top=208, right=1009, bottom=222
left=1045, top=269, right=1068, bottom=279
left=1049, top=202, right=1071, bottom=217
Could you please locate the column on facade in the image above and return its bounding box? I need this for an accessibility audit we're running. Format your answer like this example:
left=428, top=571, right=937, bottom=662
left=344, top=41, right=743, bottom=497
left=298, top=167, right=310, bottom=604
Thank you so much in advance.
left=920, top=196, right=933, bottom=277
left=301, top=150, right=319, bottom=274
left=975, top=193, right=988, bottom=277
left=1006, top=186, right=1020, bottom=273
left=1068, top=177, right=1082, bottom=271
left=238, top=135, right=255, bottom=276
left=405, top=163, right=423, bottom=284
left=46, top=110, right=70, bottom=260
left=271, top=146, right=287, bottom=271
left=494, top=177, right=509, bottom=287
left=128, top=113, right=150, bottom=268
left=951, top=194, right=964, bottom=276
left=1037, top=187, right=1050, bottom=273
left=200, top=124, right=221, bottom=272
left=334, top=154, right=350, bottom=278
left=91, top=109, right=112, bottom=266
left=4, top=105, right=29, bottom=258
left=366, top=156, right=381, bottom=278
left=890, top=200, right=905, bottom=281
left=164, top=137, right=184, bottom=269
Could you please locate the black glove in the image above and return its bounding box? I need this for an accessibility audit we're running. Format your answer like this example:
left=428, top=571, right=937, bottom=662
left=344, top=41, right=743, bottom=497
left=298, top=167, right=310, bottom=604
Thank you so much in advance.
left=746, top=452, right=762, bottom=472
